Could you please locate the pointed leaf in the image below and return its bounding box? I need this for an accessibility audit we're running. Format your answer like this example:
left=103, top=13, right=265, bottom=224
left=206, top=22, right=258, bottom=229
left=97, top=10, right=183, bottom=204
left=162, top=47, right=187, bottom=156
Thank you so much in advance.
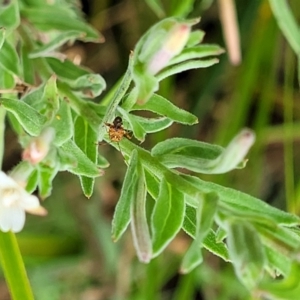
left=157, top=58, right=219, bottom=81
left=58, top=140, right=100, bottom=177
left=74, top=116, right=98, bottom=197
left=0, top=39, right=20, bottom=75
left=151, top=178, right=185, bottom=257
left=131, top=162, right=152, bottom=263
left=112, top=149, right=139, bottom=241
left=0, top=98, right=47, bottom=135
left=132, top=94, right=198, bottom=125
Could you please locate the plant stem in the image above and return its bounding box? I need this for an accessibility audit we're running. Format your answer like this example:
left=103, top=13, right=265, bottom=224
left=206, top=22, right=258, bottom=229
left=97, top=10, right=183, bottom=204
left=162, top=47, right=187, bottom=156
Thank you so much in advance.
left=0, top=106, right=5, bottom=168
left=0, top=232, right=35, bottom=300
left=98, top=55, right=133, bottom=141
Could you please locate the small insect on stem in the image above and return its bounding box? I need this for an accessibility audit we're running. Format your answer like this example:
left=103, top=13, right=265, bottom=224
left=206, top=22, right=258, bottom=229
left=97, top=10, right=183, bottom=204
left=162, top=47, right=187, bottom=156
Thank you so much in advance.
left=105, top=116, right=132, bottom=142
left=104, top=117, right=132, bottom=160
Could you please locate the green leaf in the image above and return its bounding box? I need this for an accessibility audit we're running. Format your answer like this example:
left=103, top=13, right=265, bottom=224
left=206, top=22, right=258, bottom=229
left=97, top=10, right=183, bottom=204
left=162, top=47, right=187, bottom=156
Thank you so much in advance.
left=21, top=6, right=102, bottom=42
left=144, top=169, right=160, bottom=199
left=131, top=162, right=152, bottom=263
left=186, top=30, right=205, bottom=47
left=22, top=84, right=44, bottom=108
left=0, top=98, right=47, bottom=135
left=226, top=220, right=266, bottom=289
left=51, top=101, right=73, bottom=146
left=157, top=58, right=219, bottom=81
left=151, top=178, right=185, bottom=257
left=97, top=154, right=110, bottom=168
left=48, top=58, right=106, bottom=98
left=0, top=66, right=15, bottom=89
left=183, top=204, right=229, bottom=262
left=111, top=150, right=139, bottom=241
left=29, top=31, right=83, bottom=58
left=269, top=0, right=300, bottom=55
left=183, top=174, right=300, bottom=226
left=74, top=116, right=98, bottom=198
left=254, top=222, right=300, bottom=253
left=0, top=39, right=20, bottom=76
left=37, top=164, right=58, bottom=199
left=70, top=74, right=106, bottom=98
left=132, top=115, right=173, bottom=133
left=169, top=44, right=224, bottom=65
left=58, top=140, right=100, bottom=177
left=47, top=57, right=88, bottom=81
left=26, top=170, right=38, bottom=194
left=41, top=75, right=59, bottom=123
left=20, top=44, right=35, bottom=84
left=151, top=129, right=255, bottom=174
left=132, top=94, right=198, bottom=125
left=0, top=0, right=20, bottom=31
left=265, top=245, right=292, bottom=276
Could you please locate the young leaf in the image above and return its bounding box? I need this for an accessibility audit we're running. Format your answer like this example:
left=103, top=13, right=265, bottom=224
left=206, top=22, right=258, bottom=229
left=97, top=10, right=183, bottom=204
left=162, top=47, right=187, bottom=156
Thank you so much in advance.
left=111, top=149, right=139, bottom=241
left=0, top=98, right=47, bottom=135
left=186, top=30, right=205, bottom=47
left=131, top=162, right=152, bottom=263
left=151, top=178, right=185, bottom=257
left=169, top=44, right=224, bottom=66
left=157, top=58, right=219, bottom=81
left=132, top=94, right=198, bottom=125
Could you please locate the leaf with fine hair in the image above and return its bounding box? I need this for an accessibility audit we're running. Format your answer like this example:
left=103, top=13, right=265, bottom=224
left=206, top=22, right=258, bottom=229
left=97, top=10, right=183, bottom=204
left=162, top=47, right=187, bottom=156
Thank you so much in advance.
left=111, top=150, right=139, bottom=241
left=131, top=162, right=152, bottom=263
left=151, top=178, right=185, bottom=257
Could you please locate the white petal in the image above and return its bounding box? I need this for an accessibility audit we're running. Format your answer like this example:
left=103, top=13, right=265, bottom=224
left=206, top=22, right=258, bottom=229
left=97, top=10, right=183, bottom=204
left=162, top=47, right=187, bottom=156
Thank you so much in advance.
left=0, top=206, right=16, bottom=232
left=19, top=194, right=40, bottom=210
left=0, top=171, right=18, bottom=190
left=10, top=207, right=25, bottom=233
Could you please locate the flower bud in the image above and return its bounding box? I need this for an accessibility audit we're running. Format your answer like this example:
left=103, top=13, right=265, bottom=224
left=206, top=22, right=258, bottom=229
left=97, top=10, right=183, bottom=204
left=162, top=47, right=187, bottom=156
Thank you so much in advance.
left=22, top=127, right=55, bottom=164
left=147, top=23, right=191, bottom=75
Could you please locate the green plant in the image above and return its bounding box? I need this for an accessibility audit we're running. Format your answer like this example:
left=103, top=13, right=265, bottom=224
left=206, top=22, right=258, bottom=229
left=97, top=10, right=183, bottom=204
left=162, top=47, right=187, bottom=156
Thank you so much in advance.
left=0, top=1, right=300, bottom=299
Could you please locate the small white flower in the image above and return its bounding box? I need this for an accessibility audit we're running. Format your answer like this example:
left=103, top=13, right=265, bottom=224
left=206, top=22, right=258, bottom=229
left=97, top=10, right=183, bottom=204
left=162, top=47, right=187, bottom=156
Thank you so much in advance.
left=0, top=171, right=47, bottom=233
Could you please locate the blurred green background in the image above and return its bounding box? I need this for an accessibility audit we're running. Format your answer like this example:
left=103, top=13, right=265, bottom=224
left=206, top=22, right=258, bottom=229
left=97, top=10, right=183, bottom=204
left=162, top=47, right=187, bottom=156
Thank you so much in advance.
left=2, top=0, right=300, bottom=299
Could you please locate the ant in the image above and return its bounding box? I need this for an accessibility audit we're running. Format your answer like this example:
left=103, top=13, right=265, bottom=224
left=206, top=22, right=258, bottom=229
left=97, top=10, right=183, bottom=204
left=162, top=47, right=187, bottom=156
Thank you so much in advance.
left=105, top=116, right=132, bottom=142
